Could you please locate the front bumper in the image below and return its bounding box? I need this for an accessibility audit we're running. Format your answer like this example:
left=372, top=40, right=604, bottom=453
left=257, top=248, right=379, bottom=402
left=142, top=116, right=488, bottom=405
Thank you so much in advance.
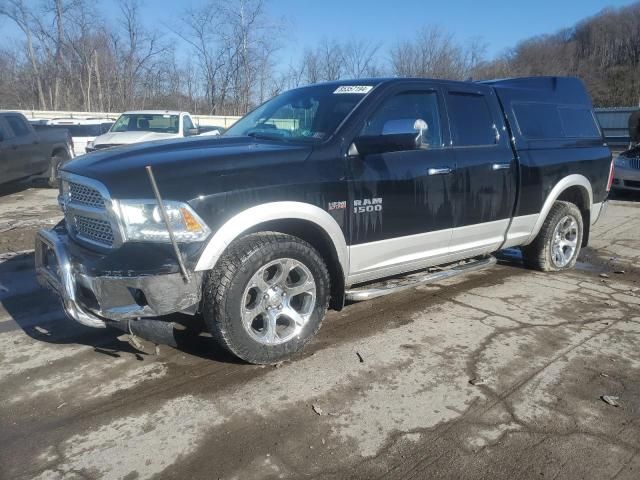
left=35, top=228, right=202, bottom=328
left=613, top=164, right=640, bottom=191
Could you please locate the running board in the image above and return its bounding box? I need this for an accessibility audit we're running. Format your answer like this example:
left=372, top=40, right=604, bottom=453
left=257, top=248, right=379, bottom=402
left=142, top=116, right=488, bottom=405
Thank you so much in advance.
left=345, top=256, right=497, bottom=302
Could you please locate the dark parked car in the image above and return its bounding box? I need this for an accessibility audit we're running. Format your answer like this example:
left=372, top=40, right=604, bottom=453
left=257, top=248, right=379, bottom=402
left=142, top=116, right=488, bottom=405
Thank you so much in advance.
left=0, top=112, right=74, bottom=186
left=36, top=76, right=612, bottom=364
left=611, top=110, right=640, bottom=192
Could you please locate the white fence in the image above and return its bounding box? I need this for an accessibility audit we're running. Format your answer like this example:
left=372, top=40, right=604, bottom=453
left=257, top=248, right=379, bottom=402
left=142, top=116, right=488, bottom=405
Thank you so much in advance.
left=10, top=110, right=241, bottom=128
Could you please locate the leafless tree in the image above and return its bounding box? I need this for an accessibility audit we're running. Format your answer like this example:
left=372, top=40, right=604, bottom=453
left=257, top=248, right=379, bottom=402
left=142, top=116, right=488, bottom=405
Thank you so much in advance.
left=0, top=0, right=47, bottom=109
left=342, top=38, right=382, bottom=78
left=1, top=0, right=639, bottom=113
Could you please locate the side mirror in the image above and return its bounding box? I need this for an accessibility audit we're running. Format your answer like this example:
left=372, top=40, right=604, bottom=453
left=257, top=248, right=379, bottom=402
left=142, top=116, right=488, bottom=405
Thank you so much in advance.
left=350, top=133, right=420, bottom=157
left=185, top=128, right=199, bottom=137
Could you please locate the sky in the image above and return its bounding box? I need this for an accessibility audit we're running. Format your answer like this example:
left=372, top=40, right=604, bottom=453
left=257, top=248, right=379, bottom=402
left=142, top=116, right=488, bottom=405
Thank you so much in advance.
left=1, top=0, right=637, bottom=65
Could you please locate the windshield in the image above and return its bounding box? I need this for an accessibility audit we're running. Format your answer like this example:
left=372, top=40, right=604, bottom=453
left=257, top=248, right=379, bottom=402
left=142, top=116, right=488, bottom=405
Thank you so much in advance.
left=111, top=114, right=180, bottom=134
left=225, top=84, right=374, bottom=142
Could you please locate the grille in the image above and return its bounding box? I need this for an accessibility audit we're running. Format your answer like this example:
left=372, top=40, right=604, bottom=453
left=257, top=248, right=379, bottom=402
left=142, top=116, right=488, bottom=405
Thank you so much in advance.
left=68, top=182, right=105, bottom=209
left=630, top=158, right=640, bottom=170
left=73, top=215, right=115, bottom=246
left=624, top=179, right=640, bottom=189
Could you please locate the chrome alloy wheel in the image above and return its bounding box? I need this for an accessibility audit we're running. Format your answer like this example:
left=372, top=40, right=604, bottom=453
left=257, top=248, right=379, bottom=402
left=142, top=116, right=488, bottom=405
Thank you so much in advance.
left=241, top=258, right=316, bottom=345
left=551, top=215, right=579, bottom=268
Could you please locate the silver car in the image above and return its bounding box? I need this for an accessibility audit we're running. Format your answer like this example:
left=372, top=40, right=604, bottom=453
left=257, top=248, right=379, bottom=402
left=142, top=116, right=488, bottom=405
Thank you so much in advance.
left=612, top=148, right=640, bottom=192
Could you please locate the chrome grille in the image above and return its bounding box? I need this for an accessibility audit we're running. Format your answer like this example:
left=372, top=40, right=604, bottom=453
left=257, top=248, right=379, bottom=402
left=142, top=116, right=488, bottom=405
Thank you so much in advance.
left=61, top=175, right=117, bottom=249
left=630, top=158, right=640, bottom=170
left=73, top=215, right=115, bottom=246
left=68, top=182, right=105, bottom=209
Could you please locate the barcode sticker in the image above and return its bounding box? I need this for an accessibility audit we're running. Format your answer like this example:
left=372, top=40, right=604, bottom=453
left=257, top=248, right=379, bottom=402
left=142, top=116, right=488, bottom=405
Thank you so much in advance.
left=333, top=85, right=373, bottom=94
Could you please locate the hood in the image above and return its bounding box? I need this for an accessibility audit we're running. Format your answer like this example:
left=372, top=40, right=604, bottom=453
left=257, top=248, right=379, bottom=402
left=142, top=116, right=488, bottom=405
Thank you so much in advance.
left=62, top=136, right=314, bottom=200
left=94, top=130, right=180, bottom=145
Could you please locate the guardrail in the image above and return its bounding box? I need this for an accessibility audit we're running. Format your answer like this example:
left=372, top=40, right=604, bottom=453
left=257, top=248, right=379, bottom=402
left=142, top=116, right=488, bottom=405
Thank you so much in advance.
left=5, top=109, right=241, bottom=128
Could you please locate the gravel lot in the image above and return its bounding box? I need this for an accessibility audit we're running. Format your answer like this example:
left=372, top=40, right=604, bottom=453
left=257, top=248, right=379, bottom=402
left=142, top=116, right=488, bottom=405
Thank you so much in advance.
left=0, top=184, right=639, bottom=480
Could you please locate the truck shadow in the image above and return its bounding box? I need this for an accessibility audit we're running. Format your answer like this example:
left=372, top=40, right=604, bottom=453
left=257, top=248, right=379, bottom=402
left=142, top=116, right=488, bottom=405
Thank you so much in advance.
left=0, top=252, right=242, bottom=364
left=0, top=182, right=32, bottom=198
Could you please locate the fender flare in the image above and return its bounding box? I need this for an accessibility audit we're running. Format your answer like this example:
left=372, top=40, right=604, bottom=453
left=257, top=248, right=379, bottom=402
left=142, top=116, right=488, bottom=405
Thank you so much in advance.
left=194, top=201, right=349, bottom=276
left=524, top=174, right=593, bottom=245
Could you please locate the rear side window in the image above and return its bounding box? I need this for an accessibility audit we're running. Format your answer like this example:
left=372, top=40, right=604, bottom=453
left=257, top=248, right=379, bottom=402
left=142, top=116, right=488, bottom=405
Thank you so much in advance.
left=559, top=107, right=601, bottom=138
left=183, top=116, right=195, bottom=132
left=513, top=103, right=600, bottom=139
left=5, top=115, right=30, bottom=137
left=447, top=92, right=496, bottom=146
left=513, top=104, right=562, bottom=139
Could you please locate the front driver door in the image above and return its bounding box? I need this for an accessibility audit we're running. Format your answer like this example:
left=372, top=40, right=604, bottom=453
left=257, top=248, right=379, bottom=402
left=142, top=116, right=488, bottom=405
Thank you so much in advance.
left=347, top=86, right=456, bottom=282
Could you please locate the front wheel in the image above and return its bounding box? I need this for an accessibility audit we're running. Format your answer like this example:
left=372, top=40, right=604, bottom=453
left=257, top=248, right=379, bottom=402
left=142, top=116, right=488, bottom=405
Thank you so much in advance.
left=202, top=232, right=330, bottom=364
left=522, top=201, right=583, bottom=272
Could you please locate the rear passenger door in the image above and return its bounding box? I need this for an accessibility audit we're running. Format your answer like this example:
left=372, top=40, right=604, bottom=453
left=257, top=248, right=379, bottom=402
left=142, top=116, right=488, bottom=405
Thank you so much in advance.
left=444, top=85, right=517, bottom=254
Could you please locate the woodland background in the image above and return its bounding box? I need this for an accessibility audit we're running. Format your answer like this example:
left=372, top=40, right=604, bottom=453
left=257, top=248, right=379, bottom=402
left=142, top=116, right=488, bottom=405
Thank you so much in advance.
left=0, top=0, right=638, bottom=115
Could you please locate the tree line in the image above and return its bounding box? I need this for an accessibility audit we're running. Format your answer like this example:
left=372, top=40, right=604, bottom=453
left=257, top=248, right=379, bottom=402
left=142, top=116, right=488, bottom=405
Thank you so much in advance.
left=0, top=0, right=638, bottom=116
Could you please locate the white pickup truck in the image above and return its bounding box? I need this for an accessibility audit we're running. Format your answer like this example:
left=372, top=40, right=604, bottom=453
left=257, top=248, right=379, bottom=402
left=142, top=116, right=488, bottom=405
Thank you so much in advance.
left=85, top=110, right=198, bottom=152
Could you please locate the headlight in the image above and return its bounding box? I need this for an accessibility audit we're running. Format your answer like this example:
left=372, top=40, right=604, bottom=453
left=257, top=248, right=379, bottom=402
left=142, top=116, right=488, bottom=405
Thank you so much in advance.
left=118, top=200, right=211, bottom=242
left=614, top=155, right=628, bottom=168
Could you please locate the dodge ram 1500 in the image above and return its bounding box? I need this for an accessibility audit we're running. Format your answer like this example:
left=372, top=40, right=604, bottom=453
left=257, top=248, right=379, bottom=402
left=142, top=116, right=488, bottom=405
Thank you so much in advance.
left=36, top=76, right=613, bottom=364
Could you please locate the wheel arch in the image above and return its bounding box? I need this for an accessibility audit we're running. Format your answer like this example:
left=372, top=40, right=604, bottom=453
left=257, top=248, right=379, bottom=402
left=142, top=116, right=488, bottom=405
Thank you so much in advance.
left=194, top=202, right=348, bottom=310
left=51, top=146, right=70, bottom=159
left=524, top=174, right=593, bottom=246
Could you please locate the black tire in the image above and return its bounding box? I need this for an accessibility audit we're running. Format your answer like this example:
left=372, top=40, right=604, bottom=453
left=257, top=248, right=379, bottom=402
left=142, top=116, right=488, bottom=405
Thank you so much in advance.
left=48, top=151, right=69, bottom=188
left=202, top=232, right=330, bottom=364
left=522, top=201, right=583, bottom=272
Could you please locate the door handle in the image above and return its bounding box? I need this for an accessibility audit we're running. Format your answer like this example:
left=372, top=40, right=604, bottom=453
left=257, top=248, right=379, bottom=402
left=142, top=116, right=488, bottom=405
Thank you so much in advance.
left=491, top=163, right=511, bottom=171
left=427, top=167, right=452, bottom=176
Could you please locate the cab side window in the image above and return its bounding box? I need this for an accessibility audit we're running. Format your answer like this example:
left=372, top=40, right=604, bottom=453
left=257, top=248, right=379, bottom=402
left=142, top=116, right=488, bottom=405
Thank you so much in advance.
left=183, top=116, right=195, bottom=133
left=5, top=115, right=30, bottom=137
left=361, top=91, right=443, bottom=149
left=447, top=92, right=496, bottom=146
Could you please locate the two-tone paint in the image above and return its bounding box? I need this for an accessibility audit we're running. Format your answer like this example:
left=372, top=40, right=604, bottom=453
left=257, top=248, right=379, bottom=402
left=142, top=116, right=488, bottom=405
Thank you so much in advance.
left=50, top=76, right=611, bottom=324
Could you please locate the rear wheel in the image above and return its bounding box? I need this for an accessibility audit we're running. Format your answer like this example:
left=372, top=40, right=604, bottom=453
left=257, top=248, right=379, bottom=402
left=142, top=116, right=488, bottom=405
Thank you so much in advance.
left=202, top=232, right=330, bottom=364
left=522, top=201, right=583, bottom=272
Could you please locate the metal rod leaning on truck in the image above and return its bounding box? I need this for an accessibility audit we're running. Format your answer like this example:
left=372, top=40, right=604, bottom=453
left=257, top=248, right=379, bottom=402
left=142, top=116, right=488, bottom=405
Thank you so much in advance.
left=145, top=165, right=191, bottom=284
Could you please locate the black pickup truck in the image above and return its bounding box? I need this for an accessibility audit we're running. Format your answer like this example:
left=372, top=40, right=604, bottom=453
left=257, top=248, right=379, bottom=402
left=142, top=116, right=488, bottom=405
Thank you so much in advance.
left=36, top=77, right=613, bottom=364
left=0, top=112, right=74, bottom=186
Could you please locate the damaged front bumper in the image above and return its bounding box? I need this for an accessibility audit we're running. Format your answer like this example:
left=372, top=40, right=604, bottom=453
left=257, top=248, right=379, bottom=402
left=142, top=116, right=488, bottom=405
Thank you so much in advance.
left=35, top=227, right=202, bottom=328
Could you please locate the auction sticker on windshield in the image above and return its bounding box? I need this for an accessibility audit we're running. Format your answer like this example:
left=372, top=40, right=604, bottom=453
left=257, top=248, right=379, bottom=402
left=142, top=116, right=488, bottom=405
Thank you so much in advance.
left=333, top=86, right=373, bottom=94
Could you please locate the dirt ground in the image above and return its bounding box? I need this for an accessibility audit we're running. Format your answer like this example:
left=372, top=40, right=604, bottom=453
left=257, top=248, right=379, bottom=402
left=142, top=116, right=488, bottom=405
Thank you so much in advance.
left=0, top=184, right=639, bottom=480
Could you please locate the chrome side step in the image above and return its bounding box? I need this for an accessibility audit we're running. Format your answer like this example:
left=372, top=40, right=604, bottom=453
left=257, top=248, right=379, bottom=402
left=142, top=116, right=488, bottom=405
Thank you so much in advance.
left=345, top=256, right=497, bottom=302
